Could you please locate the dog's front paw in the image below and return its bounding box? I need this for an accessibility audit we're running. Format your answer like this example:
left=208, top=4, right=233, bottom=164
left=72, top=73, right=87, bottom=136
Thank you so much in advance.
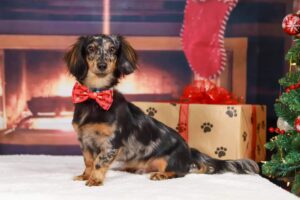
left=150, top=172, right=177, bottom=181
left=150, top=172, right=168, bottom=181
left=73, top=174, right=89, bottom=181
left=85, top=177, right=103, bottom=186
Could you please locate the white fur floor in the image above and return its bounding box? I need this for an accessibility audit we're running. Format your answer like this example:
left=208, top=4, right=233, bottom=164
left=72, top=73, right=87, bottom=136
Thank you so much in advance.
left=0, top=155, right=297, bottom=200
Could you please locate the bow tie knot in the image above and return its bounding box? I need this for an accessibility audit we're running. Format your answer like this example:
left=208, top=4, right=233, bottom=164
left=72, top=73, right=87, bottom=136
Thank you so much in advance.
left=72, top=82, right=113, bottom=110
left=89, top=92, right=101, bottom=99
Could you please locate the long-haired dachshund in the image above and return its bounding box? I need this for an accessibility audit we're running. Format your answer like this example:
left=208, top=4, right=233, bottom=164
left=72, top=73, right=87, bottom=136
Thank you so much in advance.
left=64, top=34, right=259, bottom=186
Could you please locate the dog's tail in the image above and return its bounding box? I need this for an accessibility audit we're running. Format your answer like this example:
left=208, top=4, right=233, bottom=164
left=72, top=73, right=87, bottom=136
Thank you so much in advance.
left=189, top=148, right=259, bottom=174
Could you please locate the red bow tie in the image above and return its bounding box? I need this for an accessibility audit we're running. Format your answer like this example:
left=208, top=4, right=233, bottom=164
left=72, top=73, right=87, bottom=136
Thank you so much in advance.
left=72, top=82, right=113, bottom=110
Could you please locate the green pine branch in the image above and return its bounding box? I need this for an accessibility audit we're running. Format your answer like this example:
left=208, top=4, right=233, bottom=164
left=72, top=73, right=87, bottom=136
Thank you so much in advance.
left=279, top=90, right=300, bottom=113
left=263, top=130, right=300, bottom=195
left=279, top=71, right=300, bottom=88
left=285, top=39, right=300, bottom=66
left=274, top=101, right=298, bottom=127
left=292, top=174, right=300, bottom=194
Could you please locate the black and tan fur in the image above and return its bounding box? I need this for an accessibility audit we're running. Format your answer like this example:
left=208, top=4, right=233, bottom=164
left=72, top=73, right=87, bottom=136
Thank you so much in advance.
left=64, top=34, right=259, bottom=186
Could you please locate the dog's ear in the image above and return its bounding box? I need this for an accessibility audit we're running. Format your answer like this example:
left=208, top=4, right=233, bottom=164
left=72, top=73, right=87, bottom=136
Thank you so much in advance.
left=117, top=36, right=138, bottom=75
left=64, top=36, right=88, bottom=81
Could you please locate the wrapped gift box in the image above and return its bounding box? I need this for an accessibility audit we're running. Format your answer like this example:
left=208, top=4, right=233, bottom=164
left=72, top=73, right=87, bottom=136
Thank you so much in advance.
left=133, top=102, right=266, bottom=162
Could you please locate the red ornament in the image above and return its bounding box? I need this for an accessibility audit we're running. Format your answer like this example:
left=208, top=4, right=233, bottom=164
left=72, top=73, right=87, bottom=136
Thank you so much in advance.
left=286, top=88, right=291, bottom=93
left=280, top=130, right=285, bottom=135
left=294, top=117, right=300, bottom=133
left=282, top=14, right=300, bottom=35
left=290, top=83, right=300, bottom=90
left=290, top=85, right=296, bottom=90
left=269, top=127, right=275, bottom=133
left=275, top=128, right=280, bottom=133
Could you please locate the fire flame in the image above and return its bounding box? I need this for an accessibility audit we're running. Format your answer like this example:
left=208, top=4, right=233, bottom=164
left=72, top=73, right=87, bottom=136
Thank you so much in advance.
left=50, top=74, right=74, bottom=97
left=116, top=67, right=178, bottom=95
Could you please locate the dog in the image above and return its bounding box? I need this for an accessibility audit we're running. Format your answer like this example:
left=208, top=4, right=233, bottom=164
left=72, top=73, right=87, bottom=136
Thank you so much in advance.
left=64, top=34, right=259, bottom=186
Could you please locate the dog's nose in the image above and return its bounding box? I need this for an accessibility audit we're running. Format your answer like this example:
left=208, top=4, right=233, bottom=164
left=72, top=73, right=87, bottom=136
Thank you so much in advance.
left=97, top=63, right=107, bottom=71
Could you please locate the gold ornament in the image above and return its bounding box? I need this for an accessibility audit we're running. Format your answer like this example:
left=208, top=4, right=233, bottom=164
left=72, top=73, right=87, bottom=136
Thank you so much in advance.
left=289, top=59, right=298, bottom=72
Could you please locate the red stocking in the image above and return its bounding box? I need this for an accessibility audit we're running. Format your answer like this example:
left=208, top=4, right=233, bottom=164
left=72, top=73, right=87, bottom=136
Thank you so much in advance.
left=181, top=0, right=238, bottom=79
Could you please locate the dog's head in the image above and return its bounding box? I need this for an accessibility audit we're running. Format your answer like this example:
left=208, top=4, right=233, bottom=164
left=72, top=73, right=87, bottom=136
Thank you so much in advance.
left=64, top=35, right=138, bottom=89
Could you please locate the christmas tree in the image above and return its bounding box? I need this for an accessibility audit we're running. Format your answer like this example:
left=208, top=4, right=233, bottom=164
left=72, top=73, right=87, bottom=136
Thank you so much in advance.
left=262, top=13, right=300, bottom=196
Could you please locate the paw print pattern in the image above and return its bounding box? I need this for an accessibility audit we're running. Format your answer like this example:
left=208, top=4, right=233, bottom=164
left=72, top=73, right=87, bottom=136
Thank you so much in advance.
left=176, top=123, right=187, bottom=133
left=226, top=107, right=237, bottom=118
left=261, top=121, right=266, bottom=130
left=215, top=147, right=227, bottom=158
left=257, top=123, right=261, bottom=132
left=201, top=122, right=213, bottom=133
left=257, top=145, right=261, bottom=155
left=146, top=107, right=157, bottom=117
left=242, top=132, right=247, bottom=142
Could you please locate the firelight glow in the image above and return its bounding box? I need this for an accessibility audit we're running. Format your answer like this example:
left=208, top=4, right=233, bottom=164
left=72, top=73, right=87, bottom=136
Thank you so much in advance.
left=116, top=68, right=178, bottom=94
left=51, top=74, right=74, bottom=97
left=30, top=117, right=73, bottom=131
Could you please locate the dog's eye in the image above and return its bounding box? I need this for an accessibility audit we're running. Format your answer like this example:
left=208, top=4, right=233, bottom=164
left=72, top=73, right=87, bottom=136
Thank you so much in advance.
left=109, top=47, right=116, bottom=53
left=87, top=46, right=96, bottom=52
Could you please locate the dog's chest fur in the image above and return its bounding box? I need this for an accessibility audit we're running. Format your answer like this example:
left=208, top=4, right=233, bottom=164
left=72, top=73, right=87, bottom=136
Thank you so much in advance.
left=73, top=122, right=116, bottom=156
left=72, top=96, right=120, bottom=155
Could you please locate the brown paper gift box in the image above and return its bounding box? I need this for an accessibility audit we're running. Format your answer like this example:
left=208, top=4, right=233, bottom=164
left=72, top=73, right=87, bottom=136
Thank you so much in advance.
left=133, top=102, right=266, bottom=162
